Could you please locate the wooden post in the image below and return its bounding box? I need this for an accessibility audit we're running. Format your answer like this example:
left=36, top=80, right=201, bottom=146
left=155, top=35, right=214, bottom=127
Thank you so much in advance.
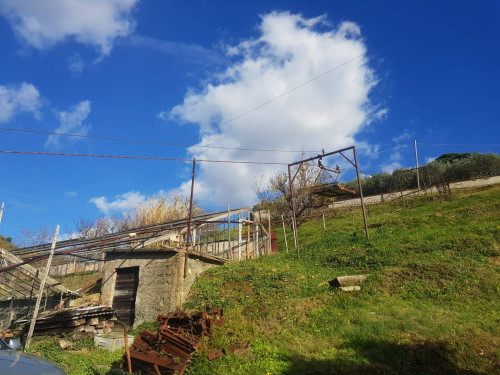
left=255, top=222, right=260, bottom=257
left=291, top=213, right=298, bottom=252
left=227, top=205, right=232, bottom=260
left=322, top=214, right=326, bottom=230
left=238, top=214, right=242, bottom=262
left=415, top=139, right=421, bottom=190
left=183, top=159, right=196, bottom=278
left=25, top=225, right=59, bottom=351
left=281, top=215, right=289, bottom=253
left=267, top=211, right=271, bottom=255
left=123, top=324, right=132, bottom=373
left=246, top=222, right=250, bottom=260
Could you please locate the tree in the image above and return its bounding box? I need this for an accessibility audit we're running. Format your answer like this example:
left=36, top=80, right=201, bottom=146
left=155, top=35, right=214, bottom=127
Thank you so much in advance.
left=255, top=161, right=333, bottom=227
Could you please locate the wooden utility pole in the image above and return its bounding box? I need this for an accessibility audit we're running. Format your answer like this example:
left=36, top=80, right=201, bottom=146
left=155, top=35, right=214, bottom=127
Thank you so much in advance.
left=183, top=159, right=196, bottom=279
left=415, top=139, right=421, bottom=190
left=281, top=215, right=289, bottom=253
left=25, top=225, right=59, bottom=351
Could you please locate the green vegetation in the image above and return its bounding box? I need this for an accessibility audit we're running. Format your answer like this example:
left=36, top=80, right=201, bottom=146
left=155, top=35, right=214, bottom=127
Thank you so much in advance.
left=344, top=152, right=500, bottom=197
left=27, top=335, right=125, bottom=375
left=24, top=184, right=500, bottom=374
left=0, top=233, right=16, bottom=251
left=184, top=185, right=500, bottom=374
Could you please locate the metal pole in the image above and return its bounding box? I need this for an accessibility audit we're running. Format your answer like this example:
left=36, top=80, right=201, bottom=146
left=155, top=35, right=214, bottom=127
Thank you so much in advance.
left=353, top=147, right=369, bottom=240
left=288, top=164, right=300, bottom=257
left=281, top=215, right=289, bottom=253
left=322, top=214, right=326, bottom=231
left=25, top=225, right=59, bottom=351
left=183, top=159, right=196, bottom=279
left=415, top=140, right=421, bottom=190
left=0, top=202, right=4, bottom=225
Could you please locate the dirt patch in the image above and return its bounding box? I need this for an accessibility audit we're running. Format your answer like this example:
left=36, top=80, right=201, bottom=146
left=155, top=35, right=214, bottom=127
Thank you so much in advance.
left=489, top=256, right=500, bottom=265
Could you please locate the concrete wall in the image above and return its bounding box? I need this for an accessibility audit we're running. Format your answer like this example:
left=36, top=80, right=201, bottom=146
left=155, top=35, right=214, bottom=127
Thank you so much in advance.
left=329, top=175, right=500, bottom=209
left=100, top=251, right=218, bottom=326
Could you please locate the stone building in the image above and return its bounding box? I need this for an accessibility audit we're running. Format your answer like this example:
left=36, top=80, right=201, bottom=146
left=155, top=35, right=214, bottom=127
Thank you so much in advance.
left=100, top=248, right=224, bottom=326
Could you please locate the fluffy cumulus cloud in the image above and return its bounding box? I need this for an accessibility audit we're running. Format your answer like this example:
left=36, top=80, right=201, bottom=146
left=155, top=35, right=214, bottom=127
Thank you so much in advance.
left=0, top=82, right=42, bottom=122
left=168, top=12, right=384, bottom=207
left=89, top=191, right=146, bottom=215
left=45, top=100, right=91, bottom=148
left=0, top=0, right=138, bottom=56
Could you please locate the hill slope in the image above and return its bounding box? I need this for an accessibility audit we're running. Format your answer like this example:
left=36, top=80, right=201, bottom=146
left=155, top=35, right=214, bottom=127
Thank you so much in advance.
left=185, top=185, right=500, bottom=374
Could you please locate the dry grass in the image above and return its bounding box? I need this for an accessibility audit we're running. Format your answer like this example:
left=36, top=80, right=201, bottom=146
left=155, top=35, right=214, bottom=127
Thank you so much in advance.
left=122, top=193, right=203, bottom=228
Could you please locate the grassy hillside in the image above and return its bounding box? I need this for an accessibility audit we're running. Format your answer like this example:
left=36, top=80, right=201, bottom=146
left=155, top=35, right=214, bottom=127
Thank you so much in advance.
left=184, top=185, right=500, bottom=374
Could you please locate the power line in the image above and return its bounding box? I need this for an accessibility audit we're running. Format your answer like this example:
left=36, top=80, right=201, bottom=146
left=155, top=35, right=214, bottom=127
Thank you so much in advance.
left=0, top=126, right=320, bottom=154
left=217, top=55, right=364, bottom=127
left=0, top=149, right=288, bottom=165
left=417, top=143, right=500, bottom=146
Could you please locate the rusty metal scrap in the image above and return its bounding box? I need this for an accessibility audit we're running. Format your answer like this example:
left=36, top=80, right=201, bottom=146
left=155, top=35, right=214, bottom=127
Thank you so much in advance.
left=125, top=308, right=224, bottom=374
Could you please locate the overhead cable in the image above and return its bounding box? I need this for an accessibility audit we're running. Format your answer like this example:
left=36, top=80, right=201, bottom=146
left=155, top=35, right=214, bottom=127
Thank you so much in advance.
left=0, top=149, right=288, bottom=165
left=0, top=127, right=320, bottom=154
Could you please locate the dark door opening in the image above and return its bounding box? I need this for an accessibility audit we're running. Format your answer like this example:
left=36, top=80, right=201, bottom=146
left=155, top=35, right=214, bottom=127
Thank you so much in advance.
left=113, top=266, right=139, bottom=326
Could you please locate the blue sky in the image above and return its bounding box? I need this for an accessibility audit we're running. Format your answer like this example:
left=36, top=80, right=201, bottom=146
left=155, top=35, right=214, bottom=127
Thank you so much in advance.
left=0, top=0, right=498, bottom=242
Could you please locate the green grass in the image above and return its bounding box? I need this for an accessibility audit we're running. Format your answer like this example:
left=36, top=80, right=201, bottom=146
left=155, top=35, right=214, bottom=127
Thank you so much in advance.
left=27, top=185, right=500, bottom=374
left=27, top=335, right=125, bottom=375
left=184, top=185, right=500, bottom=374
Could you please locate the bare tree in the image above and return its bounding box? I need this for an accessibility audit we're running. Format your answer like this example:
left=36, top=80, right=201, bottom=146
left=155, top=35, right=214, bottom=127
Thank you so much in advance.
left=254, top=161, right=333, bottom=227
left=15, top=225, right=53, bottom=247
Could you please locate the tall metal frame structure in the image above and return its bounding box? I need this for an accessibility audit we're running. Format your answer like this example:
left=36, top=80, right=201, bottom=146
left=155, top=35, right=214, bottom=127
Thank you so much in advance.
left=287, top=145, right=369, bottom=258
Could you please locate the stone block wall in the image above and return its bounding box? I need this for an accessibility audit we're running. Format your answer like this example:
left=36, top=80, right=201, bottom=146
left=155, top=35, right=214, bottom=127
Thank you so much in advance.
left=100, top=251, right=217, bottom=326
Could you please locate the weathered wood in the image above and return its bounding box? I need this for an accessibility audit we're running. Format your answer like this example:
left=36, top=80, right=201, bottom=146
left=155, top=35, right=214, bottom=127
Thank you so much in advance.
left=25, top=225, right=59, bottom=351
left=282, top=215, right=289, bottom=253
left=124, top=324, right=132, bottom=374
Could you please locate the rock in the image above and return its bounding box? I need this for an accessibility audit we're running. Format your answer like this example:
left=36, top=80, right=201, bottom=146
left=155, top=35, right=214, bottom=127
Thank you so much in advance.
left=339, top=286, right=361, bottom=292
left=329, top=275, right=368, bottom=288
left=58, top=339, right=74, bottom=349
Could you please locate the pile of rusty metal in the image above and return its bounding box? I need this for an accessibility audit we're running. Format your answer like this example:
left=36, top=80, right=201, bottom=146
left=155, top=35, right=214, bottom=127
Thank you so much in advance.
left=16, top=306, right=117, bottom=336
left=125, top=308, right=224, bottom=374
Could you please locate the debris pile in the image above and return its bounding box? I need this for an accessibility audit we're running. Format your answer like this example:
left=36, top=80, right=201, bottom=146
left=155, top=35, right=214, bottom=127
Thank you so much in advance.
left=126, top=308, right=224, bottom=374
left=16, top=306, right=117, bottom=335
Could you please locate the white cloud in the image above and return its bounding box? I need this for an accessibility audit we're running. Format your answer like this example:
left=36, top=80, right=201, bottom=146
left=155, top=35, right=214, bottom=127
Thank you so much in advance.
left=68, top=53, right=85, bottom=76
left=425, top=156, right=436, bottom=164
left=45, top=100, right=91, bottom=149
left=381, top=162, right=403, bottom=173
left=89, top=191, right=146, bottom=215
left=168, top=12, right=383, bottom=207
left=0, top=0, right=138, bottom=56
left=392, top=129, right=413, bottom=144
left=128, top=35, right=225, bottom=66
left=65, top=191, right=77, bottom=197
left=0, top=82, right=42, bottom=122
left=156, top=110, right=168, bottom=121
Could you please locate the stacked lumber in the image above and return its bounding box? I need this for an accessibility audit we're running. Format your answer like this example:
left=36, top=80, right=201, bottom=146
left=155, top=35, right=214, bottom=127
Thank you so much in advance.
left=126, top=308, right=223, bottom=375
left=17, top=306, right=117, bottom=336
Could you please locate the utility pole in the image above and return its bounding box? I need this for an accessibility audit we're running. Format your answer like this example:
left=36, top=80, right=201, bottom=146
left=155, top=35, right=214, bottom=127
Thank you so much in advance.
left=414, top=140, right=421, bottom=190
left=0, top=202, right=4, bottom=225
